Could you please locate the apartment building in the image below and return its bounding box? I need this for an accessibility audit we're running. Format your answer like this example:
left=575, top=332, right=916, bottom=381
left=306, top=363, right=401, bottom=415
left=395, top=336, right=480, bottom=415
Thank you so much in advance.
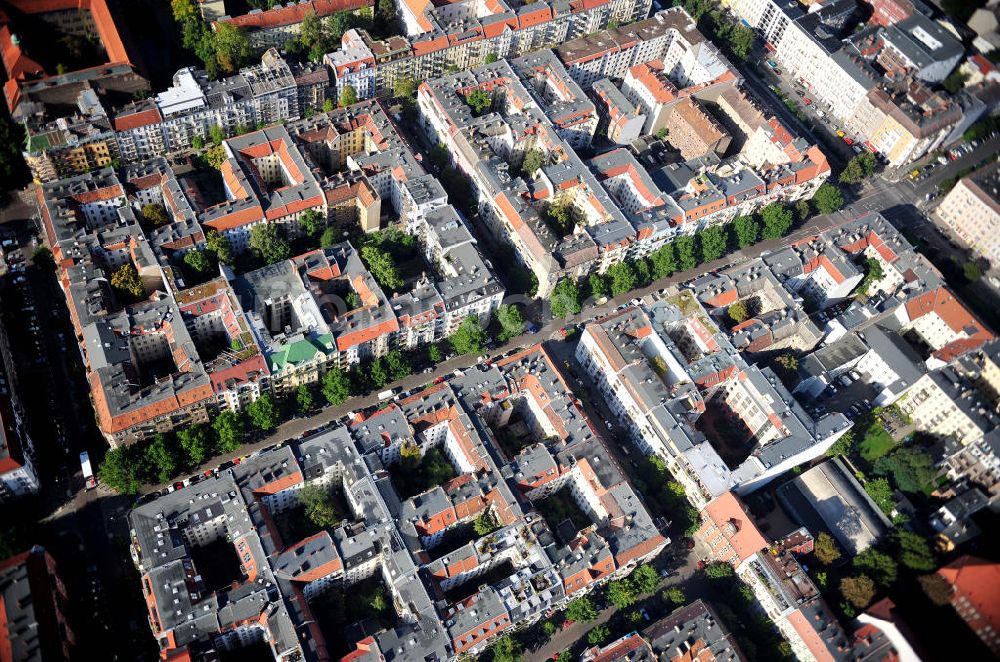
left=575, top=298, right=851, bottom=507
left=0, top=400, right=40, bottom=501
left=22, top=89, right=122, bottom=184
left=216, top=0, right=373, bottom=50
left=0, top=546, right=74, bottom=662
left=937, top=556, right=1000, bottom=656
left=897, top=365, right=999, bottom=447
left=592, top=79, right=647, bottom=145
left=128, top=348, right=666, bottom=661
left=114, top=49, right=326, bottom=161
left=935, top=163, right=1000, bottom=267
left=695, top=492, right=852, bottom=662
left=325, top=0, right=651, bottom=100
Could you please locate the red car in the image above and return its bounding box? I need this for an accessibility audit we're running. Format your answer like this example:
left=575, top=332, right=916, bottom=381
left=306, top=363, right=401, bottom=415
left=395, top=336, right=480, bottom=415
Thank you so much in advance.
left=802, top=97, right=812, bottom=105
left=843, top=137, right=854, bottom=145
left=433, top=376, right=445, bottom=385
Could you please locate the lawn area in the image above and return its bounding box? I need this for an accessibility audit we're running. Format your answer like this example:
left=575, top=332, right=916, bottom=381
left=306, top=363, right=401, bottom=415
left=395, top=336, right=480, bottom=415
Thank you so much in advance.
left=391, top=446, right=457, bottom=500
left=859, top=420, right=897, bottom=462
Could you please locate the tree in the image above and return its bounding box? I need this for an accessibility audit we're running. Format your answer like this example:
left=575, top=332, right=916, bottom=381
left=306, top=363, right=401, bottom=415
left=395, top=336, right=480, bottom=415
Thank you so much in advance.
left=247, top=393, right=282, bottom=431
left=250, top=224, right=291, bottom=265
left=142, top=203, right=170, bottom=226
left=918, top=573, right=953, bottom=606
left=859, top=257, right=885, bottom=294
left=111, top=263, right=145, bottom=302
left=703, top=562, right=734, bottom=579
left=728, top=300, right=749, bottom=324
left=427, top=343, right=443, bottom=363
left=144, top=433, right=178, bottom=483
left=449, top=316, right=488, bottom=355
left=854, top=549, right=897, bottom=587
left=676, top=235, right=699, bottom=271
left=812, top=183, right=844, bottom=215
left=299, top=209, right=323, bottom=238
left=322, top=367, right=351, bottom=405
left=296, top=384, right=316, bottom=414
left=655, top=127, right=669, bottom=140
left=491, top=635, right=522, bottom=662
left=495, top=304, right=526, bottom=342
left=588, top=624, right=610, bottom=646
left=370, top=357, right=389, bottom=388
left=385, top=350, right=411, bottom=381
left=874, top=447, right=935, bottom=494
left=213, top=410, right=246, bottom=453
left=320, top=226, right=338, bottom=249
left=892, top=529, right=936, bottom=571
left=840, top=575, right=876, bottom=609
left=649, top=243, right=676, bottom=279
left=473, top=510, right=500, bottom=536
left=663, top=586, right=686, bottom=605
left=205, top=144, right=227, bottom=169
left=551, top=278, right=582, bottom=318
left=608, top=578, right=638, bottom=609
left=99, top=446, right=142, bottom=494
left=192, top=134, right=204, bottom=150
left=360, top=244, right=404, bottom=291
left=391, top=76, right=418, bottom=101
left=814, top=532, right=842, bottom=565
left=521, top=149, right=546, bottom=176
left=542, top=621, right=557, bottom=637
left=31, top=247, right=54, bottom=270
left=213, top=23, right=251, bottom=74
left=183, top=249, right=213, bottom=276
left=608, top=262, right=638, bottom=296
left=565, top=596, right=598, bottom=623
left=864, top=477, right=895, bottom=515
left=299, top=484, right=340, bottom=528
left=631, top=564, right=660, bottom=594
left=699, top=225, right=729, bottom=263
left=377, top=0, right=395, bottom=23
left=840, top=153, right=877, bottom=184
left=724, top=23, right=755, bottom=61
left=466, top=89, right=492, bottom=114
left=177, top=424, right=212, bottom=468
left=761, top=203, right=794, bottom=240
left=340, top=84, right=358, bottom=107
left=484, top=53, right=498, bottom=64
left=773, top=352, right=798, bottom=381
left=795, top=198, right=811, bottom=222
left=206, top=230, right=234, bottom=264
left=209, top=124, right=225, bottom=146
left=589, top=272, right=610, bottom=299
left=943, top=69, right=969, bottom=94
left=546, top=202, right=575, bottom=236
left=732, top=215, right=760, bottom=248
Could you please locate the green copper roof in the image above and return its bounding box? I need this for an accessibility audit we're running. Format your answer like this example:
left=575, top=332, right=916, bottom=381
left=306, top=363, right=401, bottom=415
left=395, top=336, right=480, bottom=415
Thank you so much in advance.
left=268, top=333, right=335, bottom=371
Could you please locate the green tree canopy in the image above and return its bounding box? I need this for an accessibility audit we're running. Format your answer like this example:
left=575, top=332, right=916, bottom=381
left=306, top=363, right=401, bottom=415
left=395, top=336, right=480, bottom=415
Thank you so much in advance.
left=213, top=410, right=246, bottom=453
left=521, top=149, right=546, bottom=176
left=892, top=529, right=936, bottom=571
left=473, top=510, right=500, bottom=536
left=699, top=225, right=729, bottom=263
left=144, top=433, right=178, bottom=483
left=31, top=247, right=54, bottom=270
left=874, top=447, right=935, bottom=494
left=564, top=596, right=598, bottom=623
left=649, top=243, right=677, bottom=279
left=385, top=350, right=411, bottom=382
left=588, top=624, right=610, bottom=646
left=607, top=578, right=638, bottom=609
left=449, top=316, right=488, bottom=355
left=466, top=88, right=492, bottom=114
left=589, top=272, right=610, bottom=299
left=322, top=367, right=352, bottom=405
left=206, top=230, right=234, bottom=264
left=631, top=564, right=660, bottom=594
left=840, top=575, right=876, bottom=609
left=839, top=153, right=877, bottom=184
left=608, top=262, right=638, bottom=297
left=213, top=23, right=251, bottom=74
left=812, top=183, right=845, bottom=215
left=183, top=249, right=213, bottom=276
left=814, top=531, right=842, bottom=565
left=394, top=76, right=417, bottom=100
left=340, top=84, right=358, bottom=107
left=484, top=53, right=498, bottom=64
left=491, top=635, right=522, bottom=662
left=360, top=244, right=404, bottom=292
left=299, top=484, right=341, bottom=528
left=854, top=549, right=898, bottom=587
left=676, top=235, right=699, bottom=271
left=495, top=304, right=526, bottom=342
left=299, top=209, right=323, bottom=237
left=247, top=393, right=282, bottom=431
left=732, top=215, right=760, bottom=248
left=177, top=424, right=212, bottom=468
left=250, top=224, right=292, bottom=265
left=728, top=300, right=749, bottom=324
left=761, top=203, right=794, bottom=240
left=99, top=446, right=142, bottom=494
left=142, top=203, right=170, bottom=226
left=296, top=384, right=316, bottom=414
left=111, top=263, right=145, bottom=302
left=551, top=278, right=582, bottom=318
